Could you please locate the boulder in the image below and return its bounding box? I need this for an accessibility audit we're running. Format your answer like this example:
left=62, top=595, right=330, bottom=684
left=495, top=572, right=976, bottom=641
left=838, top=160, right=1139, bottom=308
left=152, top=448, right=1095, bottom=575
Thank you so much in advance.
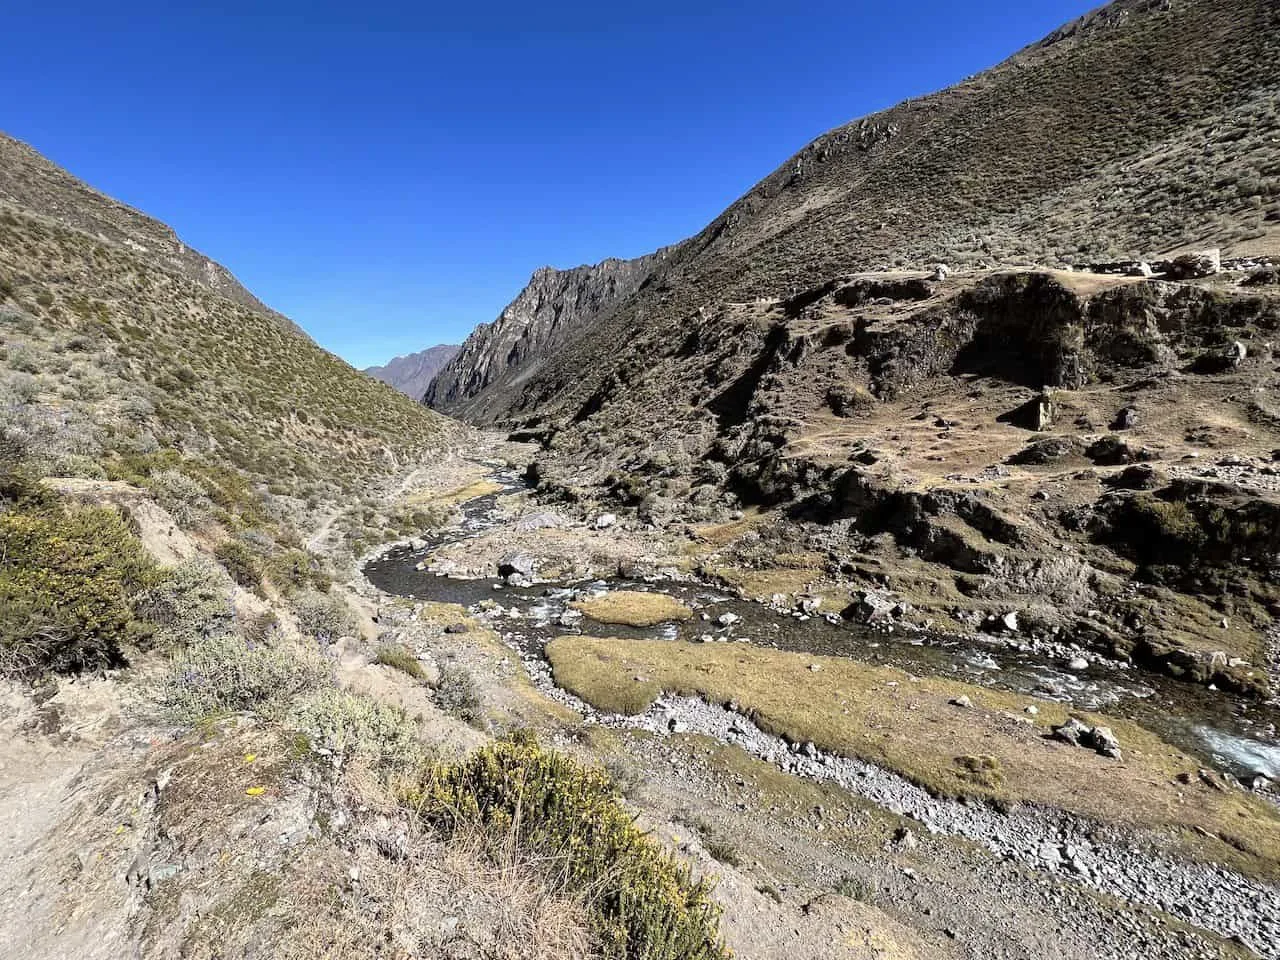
left=1104, top=463, right=1161, bottom=490
left=1164, top=248, right=1221, bottom=280
left=1084, top=725, right=1122, bottom=760
left=1051, top=717, right=1091, bottom=746
left=1127, top=261, right=1154, bottom=278
left=931, top=263, right=951, bottom=281
left=1192, top=339, right=1248, bottom=374
left=842, top=590, right=895, bottom=623
left=1113, top=405, right=1139, bottom=430
left=497, top=553, right=536, bottom=579
left=594, top=513, right=617, bottom=530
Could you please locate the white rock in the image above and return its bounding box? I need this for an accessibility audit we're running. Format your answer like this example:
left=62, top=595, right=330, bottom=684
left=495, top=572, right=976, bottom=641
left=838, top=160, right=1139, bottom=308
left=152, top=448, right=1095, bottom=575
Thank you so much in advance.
left=594, top=513, right=617, bottom=530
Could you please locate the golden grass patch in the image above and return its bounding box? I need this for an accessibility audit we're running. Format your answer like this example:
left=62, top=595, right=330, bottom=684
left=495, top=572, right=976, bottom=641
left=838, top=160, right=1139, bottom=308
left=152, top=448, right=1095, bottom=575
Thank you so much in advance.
left=545, top=635, right=1280, bottom=878
left=570, top=591, right=694, bottom=628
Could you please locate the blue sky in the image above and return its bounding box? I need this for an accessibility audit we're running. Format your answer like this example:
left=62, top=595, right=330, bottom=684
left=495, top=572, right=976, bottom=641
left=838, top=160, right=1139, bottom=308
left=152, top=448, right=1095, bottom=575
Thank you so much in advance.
left=3, top=1, right=1098, bottom=368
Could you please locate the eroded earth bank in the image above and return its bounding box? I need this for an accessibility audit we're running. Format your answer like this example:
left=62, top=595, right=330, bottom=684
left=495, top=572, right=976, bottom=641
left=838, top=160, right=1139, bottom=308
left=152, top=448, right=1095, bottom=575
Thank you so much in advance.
left=362, top=436, right=1280, bottom=960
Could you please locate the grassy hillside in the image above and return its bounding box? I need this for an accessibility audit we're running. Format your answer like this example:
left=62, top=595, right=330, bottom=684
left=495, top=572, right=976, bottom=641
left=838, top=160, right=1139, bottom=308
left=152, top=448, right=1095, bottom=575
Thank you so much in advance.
left=0, top=204, right=455, bottom=500
left=456, top=0, right=1280, bottom=425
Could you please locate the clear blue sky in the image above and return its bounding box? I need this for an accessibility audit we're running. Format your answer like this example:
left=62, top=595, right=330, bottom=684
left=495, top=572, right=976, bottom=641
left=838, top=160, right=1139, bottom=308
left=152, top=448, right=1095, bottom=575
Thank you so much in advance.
left=3, top=1, right=1098, bottom=368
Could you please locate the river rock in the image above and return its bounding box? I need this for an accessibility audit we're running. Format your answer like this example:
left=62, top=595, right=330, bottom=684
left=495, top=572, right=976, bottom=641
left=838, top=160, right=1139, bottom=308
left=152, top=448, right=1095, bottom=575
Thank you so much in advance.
left=1165, top=248, right=1221, bottom=280
left=717, top=612, right=741, bottom=627
left=1051, top=717, right=1091, bottom=747
left=844, top=590, right=895, bottom=623
left=497, top=552, right=536, bottom=579
left=1085, top=725, right=1122, bottom=759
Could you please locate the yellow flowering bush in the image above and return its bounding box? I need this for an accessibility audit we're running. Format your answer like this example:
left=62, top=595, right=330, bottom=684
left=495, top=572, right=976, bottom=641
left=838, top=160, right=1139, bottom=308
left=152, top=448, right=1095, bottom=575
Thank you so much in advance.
left=408, top=733, right=730, bottom=960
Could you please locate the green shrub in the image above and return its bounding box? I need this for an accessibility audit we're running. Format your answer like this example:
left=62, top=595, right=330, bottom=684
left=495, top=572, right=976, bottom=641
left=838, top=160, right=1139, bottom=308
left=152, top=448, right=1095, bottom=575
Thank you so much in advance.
left=374, top=642, right=426, bottom=681
left=434, top=661, right=483, bottom=726
left=286, top=687, right=423, bottom=773
left=0, top=478, right=159, bottom=677
left=133, top=558, right=234, bottom=646
left=148, top=468, right=212, bottom=527
left=214, top=538, right=261, bottom=591
left=410, top=734, right=729, bottom=960
left=162, top=632, right=327, bottom=721
left=266, top=548, right=330, bottom=594
left=292, top=590, right=358, bottom=642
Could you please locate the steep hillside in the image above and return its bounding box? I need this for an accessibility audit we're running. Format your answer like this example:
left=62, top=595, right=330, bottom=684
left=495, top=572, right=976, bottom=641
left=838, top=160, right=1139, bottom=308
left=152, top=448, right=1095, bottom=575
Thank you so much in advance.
left=0, top=134, right=462, bottom=555
left=365, top=343, right=459, bottom=400
left=432, top=0, right=1280, bottom=703
left=450, top=0, right=1280, bottom=426
left=0, top=133, right=287, bottom=319
left=425, top=248, right=675, bottom=420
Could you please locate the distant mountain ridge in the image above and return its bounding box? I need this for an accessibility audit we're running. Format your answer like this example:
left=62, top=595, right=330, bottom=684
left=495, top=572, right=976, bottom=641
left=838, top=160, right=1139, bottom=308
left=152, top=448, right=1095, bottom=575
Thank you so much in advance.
left=364, top=344, right=460, bottom=400
left=424, top=247, right=678, bottom=420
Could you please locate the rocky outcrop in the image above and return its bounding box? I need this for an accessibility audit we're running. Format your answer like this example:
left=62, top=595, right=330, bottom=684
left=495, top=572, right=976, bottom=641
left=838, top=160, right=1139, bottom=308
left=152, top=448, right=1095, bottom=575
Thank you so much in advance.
left=364, top=344, right=459, bottom=401
left=424, top=248, right=676, bottom=422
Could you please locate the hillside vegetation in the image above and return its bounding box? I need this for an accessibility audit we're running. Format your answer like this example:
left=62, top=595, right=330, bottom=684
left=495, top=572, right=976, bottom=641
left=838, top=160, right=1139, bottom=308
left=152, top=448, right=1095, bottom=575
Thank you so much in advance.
left=441, top=0, right=1280, bottom=426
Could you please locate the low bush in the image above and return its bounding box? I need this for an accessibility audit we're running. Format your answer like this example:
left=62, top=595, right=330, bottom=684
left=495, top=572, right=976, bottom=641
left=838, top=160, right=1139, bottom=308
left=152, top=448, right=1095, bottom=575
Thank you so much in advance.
left=0, top=477, right=159, bottom=677
left=408, top=734, right=729, bottom=960
left=374, top=642, right=427, bottom=681
left=286, top=687, right=423, bottom=773
left=134, top=558, right=235, bottom=646
left=214, top=538, right=261, bottom=592
left=148, top=467, right=213, bottom=527
left=434, top=661, right=483, bottom=726
left=162, top=632, right=327, bottom=721
left=266, top=548, right=330, bottom=594
left=292, top=590, right=358, bottom=643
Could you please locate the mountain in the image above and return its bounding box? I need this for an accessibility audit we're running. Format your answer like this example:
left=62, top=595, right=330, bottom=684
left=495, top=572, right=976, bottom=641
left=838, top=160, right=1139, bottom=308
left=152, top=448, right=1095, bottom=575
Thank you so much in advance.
left=439, top=0, right=1280, bottom=428
left=0, top=131, right=458, bottom=507
left=433, top=0, right=1280, bottom=699
left=425, top=248, right=675, bottom=420
left=0, top=133, right=294, bottom=324
left=364, top=344, right=460, bottom=400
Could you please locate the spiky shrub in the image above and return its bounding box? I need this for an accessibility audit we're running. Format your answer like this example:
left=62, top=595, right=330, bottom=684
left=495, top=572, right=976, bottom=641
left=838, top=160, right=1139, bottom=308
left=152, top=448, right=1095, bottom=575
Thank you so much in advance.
left=408, top=734, right=730, bottom=960
left=0, top=475, right=159, bottom=677
left=287, top=687, right=423, bottom=774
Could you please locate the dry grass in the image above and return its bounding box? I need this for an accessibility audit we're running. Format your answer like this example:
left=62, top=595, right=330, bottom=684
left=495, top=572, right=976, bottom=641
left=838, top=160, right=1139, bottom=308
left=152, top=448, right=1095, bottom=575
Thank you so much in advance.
left=546, top=635, right=1280, bottom=878
left=570, top=590, right=694, bottom=627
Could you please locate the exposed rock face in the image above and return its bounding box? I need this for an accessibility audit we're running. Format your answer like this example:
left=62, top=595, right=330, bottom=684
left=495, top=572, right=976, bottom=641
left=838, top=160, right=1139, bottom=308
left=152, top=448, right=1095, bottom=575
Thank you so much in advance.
left=0, top=131, right=287, bottom=323
left=424, top=248, right=676, bottom=422
left=364, top=344, right=460, bottom=401
left=443, top=0, right=1279, bottom=430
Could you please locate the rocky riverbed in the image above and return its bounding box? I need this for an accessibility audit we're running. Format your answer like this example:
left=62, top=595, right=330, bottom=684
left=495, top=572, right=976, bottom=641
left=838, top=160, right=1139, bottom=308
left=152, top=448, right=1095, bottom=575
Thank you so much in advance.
left=365, top=460, right=1280, bottom=959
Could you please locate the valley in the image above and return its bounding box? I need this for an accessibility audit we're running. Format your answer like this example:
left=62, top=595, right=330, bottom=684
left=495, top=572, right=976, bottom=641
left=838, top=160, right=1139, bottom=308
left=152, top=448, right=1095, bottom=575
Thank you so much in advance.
left=3, top=0, right=1280, bottom=957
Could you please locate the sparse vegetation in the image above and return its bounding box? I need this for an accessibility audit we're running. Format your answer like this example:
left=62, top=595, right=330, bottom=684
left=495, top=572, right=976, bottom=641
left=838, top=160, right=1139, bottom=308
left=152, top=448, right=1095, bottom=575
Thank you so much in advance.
left=287, top=687, right=423, bottom=773
left=291, top=590, right=358, bottom=643
left=162, top=633, right=328, bottom=721
left=374, top=642, right=427, bottom=681
left=0, top=474, right=159, bottom=677
left=547, top=634, right=1280, bottom=877
left=435, top=661, right=483, bottom=726
left=408, top=734, right=730, bottom=960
